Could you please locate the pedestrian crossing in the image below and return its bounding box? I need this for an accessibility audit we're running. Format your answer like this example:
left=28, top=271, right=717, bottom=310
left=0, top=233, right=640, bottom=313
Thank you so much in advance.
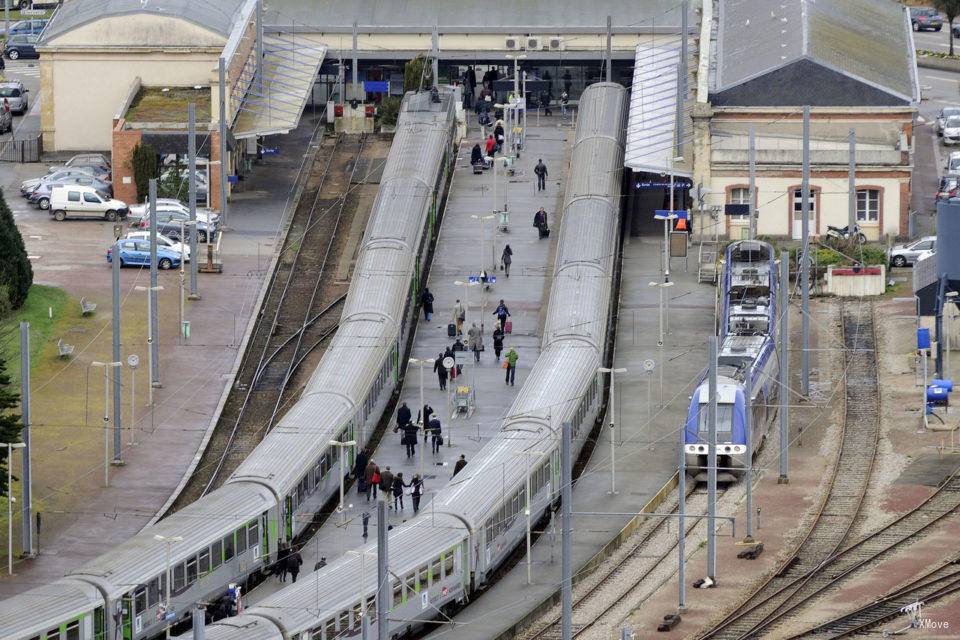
left=4, top=63, right=39, bottom=77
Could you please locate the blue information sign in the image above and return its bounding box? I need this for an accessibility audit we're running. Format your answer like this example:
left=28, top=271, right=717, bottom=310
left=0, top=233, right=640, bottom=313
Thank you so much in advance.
left=654, top=209, right=679, bottom=220
left=468, top=274, right=496, bottom=285
left=918, top=327, right=931, bottom=350
left=364, top=80, right=390, bottom=93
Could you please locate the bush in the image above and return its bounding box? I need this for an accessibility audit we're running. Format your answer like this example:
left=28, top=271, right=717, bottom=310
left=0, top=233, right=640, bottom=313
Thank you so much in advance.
left=131, top=142, right=158, bottom=202
left=0, top=353, right=23, bottom=497
left=378, top=97, right=401, bottom=127
left=404, top=54, right=432, bottom=93
left=157, top=157, right=188, bottom=203
left=0, top=188, right=32, bottom=311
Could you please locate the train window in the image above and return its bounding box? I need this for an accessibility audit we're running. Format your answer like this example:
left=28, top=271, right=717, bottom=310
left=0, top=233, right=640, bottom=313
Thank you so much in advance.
left=44, top=627, right=60, bottom=640
left=223, top=533, right=235, bottom=562
left=147, top=577, right=159, bottom=607
left=30, top=636, right=40, bottom=640
left=325, top=618, right=335, bottom=637
left=351, top=602, right=362, bottom=627
left=173, top=563, right=185, bottom=592
left=65, top=622, right=80, bottom=640
left=366, top=595, right=377, bottom=617
left=338, top=611, right=349, bottom=630
left=134, top=587, right=146, bottom=614
left=392, top=579, right=402, bottom=606
left=211, top=540, right=223, bottom=569
left=159, top=573, right=166, bottom=600
left=404, top=571, right=417, bottom=595
left=310, top=629, right=322, bottom=640
left=199, top=549, right=210, bottom=575
left=443, top=552, right=455, bottom=577
left=430, top=558, right=441, bottom=584
left=248, top=520, right=259, bottom=551
left=236, top=525, right=249, bottom=554
left=186, top=556, right=198, bottom=585
left=417, top=565, right=428, bottom=590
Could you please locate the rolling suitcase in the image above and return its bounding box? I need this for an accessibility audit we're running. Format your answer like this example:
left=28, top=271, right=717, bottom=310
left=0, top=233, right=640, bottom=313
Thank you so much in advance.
left=448, top=323, right=457, bottom=338
left=504, top=320, right=513, bottom=334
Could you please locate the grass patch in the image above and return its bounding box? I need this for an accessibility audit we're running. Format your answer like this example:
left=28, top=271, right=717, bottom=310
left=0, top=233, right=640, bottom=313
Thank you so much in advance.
left=0, top=285, right=72, bottom=380
left=125, top=86, right=212, bottom=124
left=917, top=48, right=960, bottom=60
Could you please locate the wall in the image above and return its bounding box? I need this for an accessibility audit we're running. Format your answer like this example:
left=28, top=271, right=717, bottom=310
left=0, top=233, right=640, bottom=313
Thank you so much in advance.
left=709, top=174, right=907, bottom=239
left=110, top=123, right=142, bottom=206
left=48, top=14, right=226, bottom=48
left=314, top=32, right=657, bottom=53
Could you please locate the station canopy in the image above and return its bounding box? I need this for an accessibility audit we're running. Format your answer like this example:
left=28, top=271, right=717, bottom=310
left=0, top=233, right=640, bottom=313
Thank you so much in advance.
left=624, top=44, right=691, bottom=177
left=233, top=33, right=327, bottom=139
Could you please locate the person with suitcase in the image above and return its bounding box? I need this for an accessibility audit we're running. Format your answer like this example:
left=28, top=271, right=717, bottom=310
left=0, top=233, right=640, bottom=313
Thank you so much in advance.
left=492, top=325, right=504, bottom=361
left=452, top=299, right=466, bottom=336
left=493, top=300, right=510, bottom=332
left=429, top=417, right=443, bottom=454
left=420, top=287, right=435, bottom=321
left=434, top=352, right=448, bottom=390
left=534, top=207, right=549, bottom=239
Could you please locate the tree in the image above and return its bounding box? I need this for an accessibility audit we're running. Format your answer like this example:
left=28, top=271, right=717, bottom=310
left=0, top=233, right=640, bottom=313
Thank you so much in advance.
left=936, top=0, right=960, bottom=56
left=0, top=355, right=23, bottom=497
left=131, top=142, right=158, bottom=202
left=403, top=54, right=433, bottom=93
left=0, top=187, right=33, bottom=311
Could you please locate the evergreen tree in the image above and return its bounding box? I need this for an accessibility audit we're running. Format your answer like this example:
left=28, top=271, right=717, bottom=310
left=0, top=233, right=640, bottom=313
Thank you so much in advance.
left=0, top=355, right=23, bottom=497
left=131, top=142, right=158, bottom=202
left=403, top=54, right=433, bottom=93
left=0, top=186, right=33, bottom=311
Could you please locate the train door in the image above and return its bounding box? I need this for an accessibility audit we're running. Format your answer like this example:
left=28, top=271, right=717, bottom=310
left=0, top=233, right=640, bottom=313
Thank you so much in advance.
left=120, top=596, right=133, bottom=640
left=94, top=607, right=105, bottom=640
left=284, top=496, right=294, bottom=540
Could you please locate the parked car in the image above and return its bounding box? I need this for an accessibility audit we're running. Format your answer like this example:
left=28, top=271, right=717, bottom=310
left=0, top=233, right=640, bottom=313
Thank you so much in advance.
left=125, top=230, right=190, bottom=261
left=46, top=161, right=110, bottom=181
left=21, top=168, right=105, bottom=195
left=49, top=185, right=128, bottom=222
left=943, top=116, right=960, bottom=145
left=4, top=34, right=39, bottom=60
left=0, top=81, right=28, bottom=115
left=53, top=153, right=111, bottom=173
left=937, top=176, right=959, bottom=202
left=911, top=7, right=943, bottom=31
left=107, top=240, right=181, bottom=270
left=27, top=175, right=112, bottom=209
left=889, top=236, right=936, bottom=267
left=937, top=107, right=960, bottom=136
left=159, top=167, right=209, bottom=203
left=136, top=208, right=217, bottom=242
left=947, top=151, right=960, bottom=175
left=127, top=198, right=219, bottom=227
left=0, top=19, right=47, bottom=38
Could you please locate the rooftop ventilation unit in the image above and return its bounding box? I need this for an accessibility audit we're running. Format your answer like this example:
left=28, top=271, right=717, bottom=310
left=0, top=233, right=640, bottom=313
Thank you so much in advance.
left=505, top=35, right=523, bottom=50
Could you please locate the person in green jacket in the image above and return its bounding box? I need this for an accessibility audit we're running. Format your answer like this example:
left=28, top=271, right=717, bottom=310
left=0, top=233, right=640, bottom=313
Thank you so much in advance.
left=504, top=347, right=518, bottom=386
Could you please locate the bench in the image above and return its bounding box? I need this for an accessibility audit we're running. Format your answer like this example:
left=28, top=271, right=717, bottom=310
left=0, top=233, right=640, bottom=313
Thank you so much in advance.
left=57, top=338, right=75, bottom=359
left=80, top=297, right=97, bottom=316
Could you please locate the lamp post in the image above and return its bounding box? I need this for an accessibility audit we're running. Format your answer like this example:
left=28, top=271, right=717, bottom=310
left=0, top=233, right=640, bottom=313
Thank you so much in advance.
left=6, top=441, right=25, bottom=575
left=408, top=359, right=431, bottom=479
left=346, top=549, right=372, bottom=623
left=134, top=285, right=164, bottom=405
left=91, top=361, right=123, bottom=487
left=597, top=367, right=627, bottom=494
left=154, top=534, right=183, bottom=640
left=127, top=354, right=140, bottom=445
left=178, top=220, right=197, bottom=345
left=648, top=281, right=675, bottom=407
left=470, top=213, right=498, bottom=276
left=513, top=449, right=546, bottom=585
left=329, top=438, right=356, bottom=554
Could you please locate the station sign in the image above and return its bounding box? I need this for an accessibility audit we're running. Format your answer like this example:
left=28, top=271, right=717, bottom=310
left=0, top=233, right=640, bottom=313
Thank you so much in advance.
left=635, top=181, right=692, bottom=190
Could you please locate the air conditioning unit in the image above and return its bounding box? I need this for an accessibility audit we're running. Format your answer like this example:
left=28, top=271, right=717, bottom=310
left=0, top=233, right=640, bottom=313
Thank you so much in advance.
left=548, top=36, right=565, bottom=51
left=526, top=36, right=542, bottom=51
left=505, top=35, right=523, bottom=50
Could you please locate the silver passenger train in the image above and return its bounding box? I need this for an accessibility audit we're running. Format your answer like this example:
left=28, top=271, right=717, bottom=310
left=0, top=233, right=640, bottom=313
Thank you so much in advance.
left=0, top=89, right=459, bottom=640
left=169, top=82, right=628, bottom=640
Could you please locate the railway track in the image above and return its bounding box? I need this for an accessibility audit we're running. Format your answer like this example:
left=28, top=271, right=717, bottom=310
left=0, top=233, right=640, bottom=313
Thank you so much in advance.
left=527, top=485, right=721, bottom=640
left=170, top=133, right=368, bottom=511
left=791, top=557, right=960, bottom=638
left=699, top=301, right=880, bottom=639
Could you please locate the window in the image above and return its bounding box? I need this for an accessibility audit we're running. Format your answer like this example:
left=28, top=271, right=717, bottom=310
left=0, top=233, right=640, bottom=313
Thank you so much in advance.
left=856, top=189, right=880, bottom=222
left=223, top=533, right=235, bottom=562
left=443, top=552, right=455, bottom=578
left=198, top=549, right=210, bottom=575
left=67, top=191, right=80, bottom=202
left=325, top=619, right=336, bottom=637
left=134, top=587, right=147, bottom=614
left=236, top=525, right=248, bottom=554
left=730, top=187, right=750, bottom=205
left=247, top=520, right=259, bottom=551
left=338, top=611, right=350, bottom=631
left=83, top=192, right=101, bottom=204
left=44, top=627, right=60, bottom=640
left=211, top=540, right=223, bottom=569
left=147, top=577, right=159, bottom=608
left=792, top=188, right=816, bottom=218
left=698, top=403, right=734, bottom=433
left=65, top=622, right=80, bottom=640
left=186, top=556, right=198, bottom=585
left=431, top=558, right=442, bottom=585
left=173, top=564, right=185, bottom=592
left=392, top=579, right=402, bottom=607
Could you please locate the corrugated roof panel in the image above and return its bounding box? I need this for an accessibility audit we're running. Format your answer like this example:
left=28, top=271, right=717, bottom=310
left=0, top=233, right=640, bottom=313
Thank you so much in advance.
left=0, top=580, right=101, bottom=640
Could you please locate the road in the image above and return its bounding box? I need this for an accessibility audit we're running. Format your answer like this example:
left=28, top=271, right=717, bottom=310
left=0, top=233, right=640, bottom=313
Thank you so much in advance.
left=914, top=58, right=960, bottom=236
left=915, top=25, right=960, bottom=54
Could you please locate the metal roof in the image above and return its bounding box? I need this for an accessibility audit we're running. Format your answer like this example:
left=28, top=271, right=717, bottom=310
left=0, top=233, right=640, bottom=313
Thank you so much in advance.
left=0, top=579, right=101, bottom=640
left=715, top=0, right=918, bottom=103
left=265, top=0, right=696, bottom=32
left=42, top=0, right=247, bottom=43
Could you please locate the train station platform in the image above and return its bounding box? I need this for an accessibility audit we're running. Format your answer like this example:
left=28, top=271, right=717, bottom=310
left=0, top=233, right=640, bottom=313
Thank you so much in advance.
left=0, top=115, right=323, bottom=597
left=247, top=117, right=574, bottom=603
left=422, top=220, right=717, bottom=638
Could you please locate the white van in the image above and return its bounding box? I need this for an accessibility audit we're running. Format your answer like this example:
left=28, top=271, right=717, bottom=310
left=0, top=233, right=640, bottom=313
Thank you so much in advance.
left=49, top=185, right=128, bottom=221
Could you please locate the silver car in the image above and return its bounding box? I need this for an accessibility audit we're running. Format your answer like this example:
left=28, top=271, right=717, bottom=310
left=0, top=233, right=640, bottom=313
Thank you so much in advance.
left=889, top=236, right=936, bottom=267
left=0, top=81, right=28, bottom=115
left=937, top=107, right=960, bottom=135
left=944, top=116, right=960, bottom=145
left=21, top=168, right=104, bottom=195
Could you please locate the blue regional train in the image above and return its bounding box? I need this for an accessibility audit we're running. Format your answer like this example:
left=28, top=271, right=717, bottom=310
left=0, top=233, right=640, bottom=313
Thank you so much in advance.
left=685, top=240, right=780, bottom=481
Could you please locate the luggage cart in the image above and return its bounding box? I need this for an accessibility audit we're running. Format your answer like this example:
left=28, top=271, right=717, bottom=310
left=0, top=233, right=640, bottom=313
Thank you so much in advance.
left=452, top=384, right=475, bottom=418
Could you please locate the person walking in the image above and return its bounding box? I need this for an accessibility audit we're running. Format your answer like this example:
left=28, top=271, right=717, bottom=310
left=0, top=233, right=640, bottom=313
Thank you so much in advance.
left=392, top=472, right=406, bottom=510
left=434, top=352, right=448, bottom=390
left=492, top=325, right=504, bottom=361
left=410, top=474, right=424, bottom=513
left=493, top=300, right=510, bottom=331
left=453, top=454, right=467, bottom=477
left=276, top=542, right=291, bottom=582
left=397, top=402, right=412, bottom=429
left=534, top=159, right=548, bottom=192
left=452, top=299, right=466, bottom=336
left=493, top=122, right=505, bottom=153
left=314, top=556, right=327, bottom=572
left=560, top=91, right=569, bottom=117
left=419, top=404, right=434, bottom=442
left=365, top=461, right=378, bottom=501
left=420, top=287, right=435, bottom=321
left=501, top=244, right=513, bottom=277
left=287, top=547, right=303, bottom=584
left=354, top=448, right=369, bottom=493
left=504, top=347, right=519, bottom=386
left=429, top=417, right=443, bottom=454
left=563, top=69, right=572, bottom=95
left=533, top=207, right=549, bottom=239
left=361, top=511, right=370, bottom=540
left=467, top=323, right=483, bottom=363
left=379, top=467, right=394, bottom=506
left=485, top=134, right=496, bottom=157
left=396, top=420, right=418, bottom=458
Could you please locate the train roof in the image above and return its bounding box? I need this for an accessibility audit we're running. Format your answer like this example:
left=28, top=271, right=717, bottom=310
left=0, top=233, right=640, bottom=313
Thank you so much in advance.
left=0, top=579, right=101, bottom=640
left=177, top=616, right=281, bottom=640
left=68, top=482, right=274, bottom=600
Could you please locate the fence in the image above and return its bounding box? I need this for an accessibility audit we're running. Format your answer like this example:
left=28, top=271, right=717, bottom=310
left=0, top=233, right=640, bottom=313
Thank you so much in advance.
left=0, top=133, right=43, bottom=163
